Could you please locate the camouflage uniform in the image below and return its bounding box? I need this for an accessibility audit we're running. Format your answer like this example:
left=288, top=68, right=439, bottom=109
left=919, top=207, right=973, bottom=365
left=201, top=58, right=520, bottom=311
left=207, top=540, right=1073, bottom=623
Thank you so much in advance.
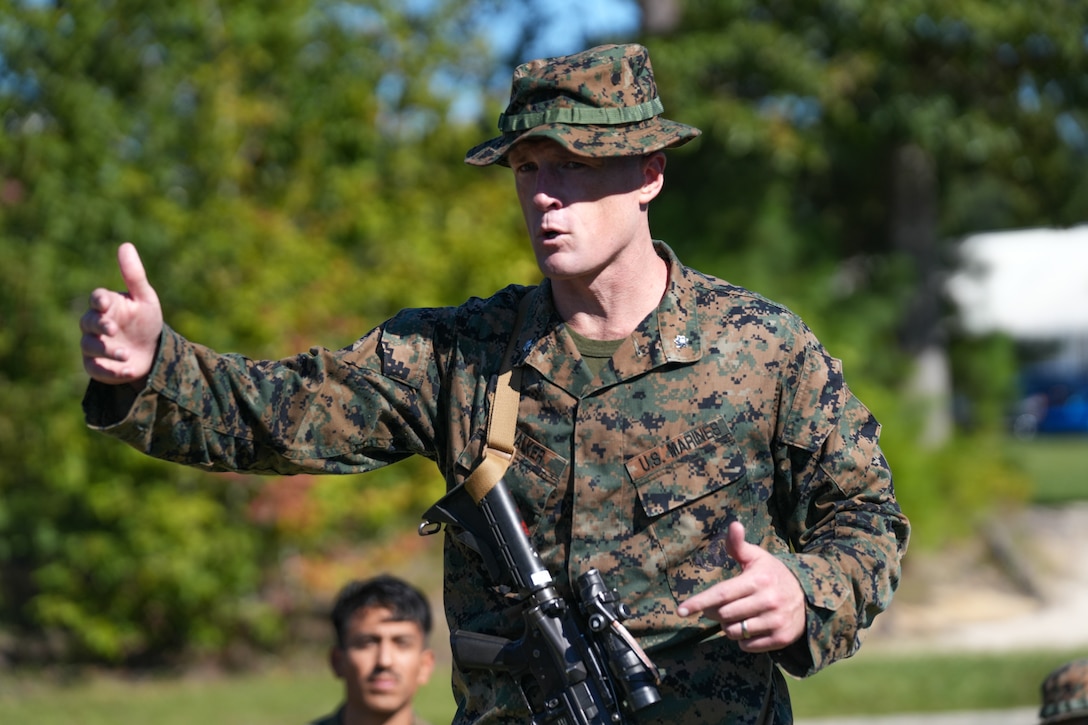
left=84, top=242, right=908, bottom=723
left=1040, top=658, right=1088, bottom=724
left=83, top=44, right=909, bottom=724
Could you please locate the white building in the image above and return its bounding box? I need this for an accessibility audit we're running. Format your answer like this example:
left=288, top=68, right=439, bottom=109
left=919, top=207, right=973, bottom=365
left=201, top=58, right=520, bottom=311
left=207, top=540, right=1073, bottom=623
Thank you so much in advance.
left=948, top=225, right=1088, bottom=374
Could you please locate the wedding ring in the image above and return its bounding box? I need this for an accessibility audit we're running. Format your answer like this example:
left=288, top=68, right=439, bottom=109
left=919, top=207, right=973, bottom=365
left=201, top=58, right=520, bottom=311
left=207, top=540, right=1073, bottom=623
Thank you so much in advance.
left=740, top=619, right=750, bottom=640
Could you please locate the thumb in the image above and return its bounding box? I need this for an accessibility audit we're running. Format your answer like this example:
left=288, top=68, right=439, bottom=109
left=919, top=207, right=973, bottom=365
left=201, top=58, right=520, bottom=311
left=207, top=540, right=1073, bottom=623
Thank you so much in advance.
left=117, top=242, right=156, bottom=303
left=726, top=521, right=762, bottom=570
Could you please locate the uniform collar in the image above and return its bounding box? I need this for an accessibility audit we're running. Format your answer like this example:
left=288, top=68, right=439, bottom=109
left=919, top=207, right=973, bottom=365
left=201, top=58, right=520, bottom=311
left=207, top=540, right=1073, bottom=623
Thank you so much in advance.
left=514, top=241, right=702, bottom=397
left=626, top=240, right=703, bottom=368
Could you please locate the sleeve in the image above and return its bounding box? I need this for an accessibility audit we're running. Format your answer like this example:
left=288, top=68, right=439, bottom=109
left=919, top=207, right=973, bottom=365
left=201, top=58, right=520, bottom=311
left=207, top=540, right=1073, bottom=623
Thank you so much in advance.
left=82, top=311, right=446, bottom=476
left=768, top=339, right=910, bottom=678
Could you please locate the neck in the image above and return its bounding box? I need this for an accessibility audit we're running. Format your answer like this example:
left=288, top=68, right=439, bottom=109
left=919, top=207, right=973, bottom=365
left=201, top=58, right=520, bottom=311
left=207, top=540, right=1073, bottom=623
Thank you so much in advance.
left=554, top=242, right=668, bottom=340
left=342, top=704, right=416, bottom=725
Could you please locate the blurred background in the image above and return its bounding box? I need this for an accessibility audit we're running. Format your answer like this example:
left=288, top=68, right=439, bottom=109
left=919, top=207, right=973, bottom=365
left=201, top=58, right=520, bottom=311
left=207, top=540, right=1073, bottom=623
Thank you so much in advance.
left=1, top=0, right=1086, bottom=722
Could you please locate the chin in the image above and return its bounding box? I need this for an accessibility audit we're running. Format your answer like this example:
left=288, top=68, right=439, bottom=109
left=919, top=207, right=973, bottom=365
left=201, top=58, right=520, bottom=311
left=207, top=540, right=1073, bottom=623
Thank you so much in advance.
left=535, top=255, right=583, bottom=280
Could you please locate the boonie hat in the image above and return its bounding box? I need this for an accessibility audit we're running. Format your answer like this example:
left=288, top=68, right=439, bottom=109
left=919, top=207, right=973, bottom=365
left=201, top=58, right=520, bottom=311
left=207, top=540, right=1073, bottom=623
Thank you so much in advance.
left=1041, top=658, right=1088, bottom=723
left=465, top=43, right=701, bottom=167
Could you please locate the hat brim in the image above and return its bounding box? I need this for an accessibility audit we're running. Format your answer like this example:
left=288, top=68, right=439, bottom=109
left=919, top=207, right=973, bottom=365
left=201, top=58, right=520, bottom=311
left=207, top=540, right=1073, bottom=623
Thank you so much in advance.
left=464, top=116, right=701, bottom=167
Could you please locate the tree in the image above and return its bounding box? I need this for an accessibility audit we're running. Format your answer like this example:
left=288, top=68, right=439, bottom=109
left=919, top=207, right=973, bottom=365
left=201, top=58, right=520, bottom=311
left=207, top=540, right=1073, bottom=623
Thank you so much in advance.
left=0, top=0, right=532, bottom=663
left=640, top=0, right=1085, bottom=310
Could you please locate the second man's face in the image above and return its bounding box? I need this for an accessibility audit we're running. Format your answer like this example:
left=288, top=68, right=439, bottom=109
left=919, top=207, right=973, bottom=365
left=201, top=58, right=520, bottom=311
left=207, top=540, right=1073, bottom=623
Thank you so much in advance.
left=331, top=605, right=435, bottom=718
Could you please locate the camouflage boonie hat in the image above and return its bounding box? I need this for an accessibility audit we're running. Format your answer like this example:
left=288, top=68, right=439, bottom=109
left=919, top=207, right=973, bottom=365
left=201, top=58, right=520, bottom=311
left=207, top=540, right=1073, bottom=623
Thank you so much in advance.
left=465, top=43, right=701, bottom=167
left=1041, top=659, right=1088, bottom=723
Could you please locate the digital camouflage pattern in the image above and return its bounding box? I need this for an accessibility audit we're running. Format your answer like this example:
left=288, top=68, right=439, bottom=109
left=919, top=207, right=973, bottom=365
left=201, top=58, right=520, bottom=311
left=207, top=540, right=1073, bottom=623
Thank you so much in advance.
left=85, top=242, right=910, bottom=725
left=464, top=44, right=701, bottom=167
left=1040, top=658, right=1088, bottom=724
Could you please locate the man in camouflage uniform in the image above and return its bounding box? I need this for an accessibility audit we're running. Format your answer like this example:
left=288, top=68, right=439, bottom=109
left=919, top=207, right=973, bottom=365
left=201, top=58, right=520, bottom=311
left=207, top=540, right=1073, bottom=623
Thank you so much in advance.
left=80, top=44, right=909, bottom=723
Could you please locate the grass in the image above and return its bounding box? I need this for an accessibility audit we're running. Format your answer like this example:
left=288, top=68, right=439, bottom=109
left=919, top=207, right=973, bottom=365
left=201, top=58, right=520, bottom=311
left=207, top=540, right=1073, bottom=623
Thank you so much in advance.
left=789, top=647, right=1088, bottom=716
left=1007, top=434, right=1088, bottom=504
left=0, top=659, right=456, bottom=725
left=5, top=646, right=1088, bottom=722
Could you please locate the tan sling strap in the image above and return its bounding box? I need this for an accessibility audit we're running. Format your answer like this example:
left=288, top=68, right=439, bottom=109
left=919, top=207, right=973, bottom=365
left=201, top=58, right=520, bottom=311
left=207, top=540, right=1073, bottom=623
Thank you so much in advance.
left=450, top=291, right=664, bottom=684
left=463, top=293, right=531, bottom=505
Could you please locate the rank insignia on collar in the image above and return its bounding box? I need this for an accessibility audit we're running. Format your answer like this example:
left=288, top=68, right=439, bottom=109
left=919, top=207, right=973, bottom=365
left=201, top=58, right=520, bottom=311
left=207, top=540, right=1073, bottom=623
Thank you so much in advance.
left=674, top=334, right=689, bottom=350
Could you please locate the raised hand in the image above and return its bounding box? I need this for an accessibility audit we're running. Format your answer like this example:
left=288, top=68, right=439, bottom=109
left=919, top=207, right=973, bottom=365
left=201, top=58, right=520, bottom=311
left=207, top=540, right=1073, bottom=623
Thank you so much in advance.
left=80, top=243, right=163, bottom=386
left=677, top=521, right=807, bottom=652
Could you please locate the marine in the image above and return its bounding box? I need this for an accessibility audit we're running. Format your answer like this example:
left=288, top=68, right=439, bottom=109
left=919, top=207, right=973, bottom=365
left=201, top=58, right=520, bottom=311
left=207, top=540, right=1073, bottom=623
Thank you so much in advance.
left=80, top=43, right=910, bottom=723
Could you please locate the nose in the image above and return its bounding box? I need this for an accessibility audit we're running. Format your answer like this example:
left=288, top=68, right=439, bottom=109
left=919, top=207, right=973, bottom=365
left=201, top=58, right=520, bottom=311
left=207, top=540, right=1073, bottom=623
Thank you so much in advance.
left=532, top=190, right=560, bottom=212
left=531, top=167, right=562, bottom=211
left=376, top=640, right=395, bottom=668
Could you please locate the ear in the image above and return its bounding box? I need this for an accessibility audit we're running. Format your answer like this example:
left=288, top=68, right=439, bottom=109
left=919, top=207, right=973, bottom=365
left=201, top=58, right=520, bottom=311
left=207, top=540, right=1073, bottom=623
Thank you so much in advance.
left=417, top=648, right=436, bottom=685
left=638, top=152, right=666, bottom=204
left=329, top=646, right=346, bottom=679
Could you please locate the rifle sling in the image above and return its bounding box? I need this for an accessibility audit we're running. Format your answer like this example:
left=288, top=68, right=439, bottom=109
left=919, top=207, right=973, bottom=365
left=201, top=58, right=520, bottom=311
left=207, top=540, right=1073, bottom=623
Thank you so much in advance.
left=464, top=293, right=529, bottom=504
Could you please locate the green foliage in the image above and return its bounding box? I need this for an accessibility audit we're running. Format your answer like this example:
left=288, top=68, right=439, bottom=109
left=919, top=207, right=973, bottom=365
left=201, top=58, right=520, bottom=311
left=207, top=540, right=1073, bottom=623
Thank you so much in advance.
left=947, top=331, right=1021, bottom=433
left=0, top=0, right=530, bottom=664
left=26, top=458, right=278, bottom=661
left=653, top=0, right=1087, bottom=266
left=905, top=436, right=1033, bottom=550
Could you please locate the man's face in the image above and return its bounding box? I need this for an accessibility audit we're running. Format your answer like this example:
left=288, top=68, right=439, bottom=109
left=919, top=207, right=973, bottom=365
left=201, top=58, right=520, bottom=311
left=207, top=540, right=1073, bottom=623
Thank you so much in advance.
left=507, top=139, right=664, bottom=284
left=330, top=605, right=435, bottom=718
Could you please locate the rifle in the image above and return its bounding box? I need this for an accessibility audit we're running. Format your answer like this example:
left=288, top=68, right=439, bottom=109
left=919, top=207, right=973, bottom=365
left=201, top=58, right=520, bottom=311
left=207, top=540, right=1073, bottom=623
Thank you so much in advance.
left=420, top=477, right=662, bottom=724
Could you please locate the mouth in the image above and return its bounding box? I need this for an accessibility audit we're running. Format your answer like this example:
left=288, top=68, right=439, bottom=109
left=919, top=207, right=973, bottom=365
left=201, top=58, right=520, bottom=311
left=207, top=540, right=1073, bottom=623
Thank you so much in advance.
left=539, top=226, right=564, bottom=242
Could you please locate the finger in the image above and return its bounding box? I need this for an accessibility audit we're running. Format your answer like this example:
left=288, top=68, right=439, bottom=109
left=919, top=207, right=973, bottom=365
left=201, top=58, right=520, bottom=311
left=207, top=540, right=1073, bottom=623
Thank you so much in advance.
left=79, top=309, right=102, bottom=335
left=729, top=615, right=761, bottom=642
left=736, top=630, right=775, bottom=653
left=83, top=363, right=133, bottom=387
left=678, top=581, right=733, bottom=618
left=82, top=351, right=123, bottom=382
left=80, top=328, right=129, bottom=361
left=82, top=347, right=142, bottom=385
left=678, top=523, right=756, bottom=619
left=80, top=331, right=109, bottom=359
left=87, top=287, right=116, bottom=314
left=732, top=617, right=796, bottom=653
left=80, top=305, right=118, bottom=336
left=117, top=242, right=155, bottom=303
left=725, top=521, right=762, bottom=569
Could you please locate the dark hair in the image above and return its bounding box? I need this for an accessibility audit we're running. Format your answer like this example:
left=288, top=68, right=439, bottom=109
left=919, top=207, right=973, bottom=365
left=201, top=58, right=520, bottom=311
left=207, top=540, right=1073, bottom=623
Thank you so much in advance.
left=330, top=574, right=432, bottom=649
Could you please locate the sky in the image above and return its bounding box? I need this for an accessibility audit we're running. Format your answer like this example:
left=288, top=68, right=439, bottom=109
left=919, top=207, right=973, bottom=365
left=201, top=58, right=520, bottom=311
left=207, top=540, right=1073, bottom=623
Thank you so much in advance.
left=443, top=0, right=640, bottom=122
left=486, top=0, right=640, bottom=61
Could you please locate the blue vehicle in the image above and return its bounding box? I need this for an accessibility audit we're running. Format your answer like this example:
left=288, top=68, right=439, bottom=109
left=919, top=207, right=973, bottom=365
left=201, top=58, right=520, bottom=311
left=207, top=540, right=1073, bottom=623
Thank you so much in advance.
left=1013, top=371, right=1088, bottom=436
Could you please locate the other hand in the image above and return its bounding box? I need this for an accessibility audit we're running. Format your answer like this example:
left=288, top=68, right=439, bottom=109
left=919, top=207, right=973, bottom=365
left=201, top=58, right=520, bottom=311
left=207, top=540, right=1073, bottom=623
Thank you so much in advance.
left=677, top=521, right=807, bottom=652
left=80, top=242, right=163, bottom=386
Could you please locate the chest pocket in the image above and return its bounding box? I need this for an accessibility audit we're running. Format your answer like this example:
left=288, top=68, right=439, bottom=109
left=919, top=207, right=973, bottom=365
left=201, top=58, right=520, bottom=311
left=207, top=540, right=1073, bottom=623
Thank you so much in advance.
left=453, top=428, right=567, bottom=533
left=624, top=416, right=753, bottom=602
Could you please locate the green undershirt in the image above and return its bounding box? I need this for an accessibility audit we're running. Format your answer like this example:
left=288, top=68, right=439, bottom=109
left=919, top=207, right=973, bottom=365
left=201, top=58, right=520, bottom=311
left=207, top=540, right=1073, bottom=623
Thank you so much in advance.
left=566, top=326, right=626, bottom=377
